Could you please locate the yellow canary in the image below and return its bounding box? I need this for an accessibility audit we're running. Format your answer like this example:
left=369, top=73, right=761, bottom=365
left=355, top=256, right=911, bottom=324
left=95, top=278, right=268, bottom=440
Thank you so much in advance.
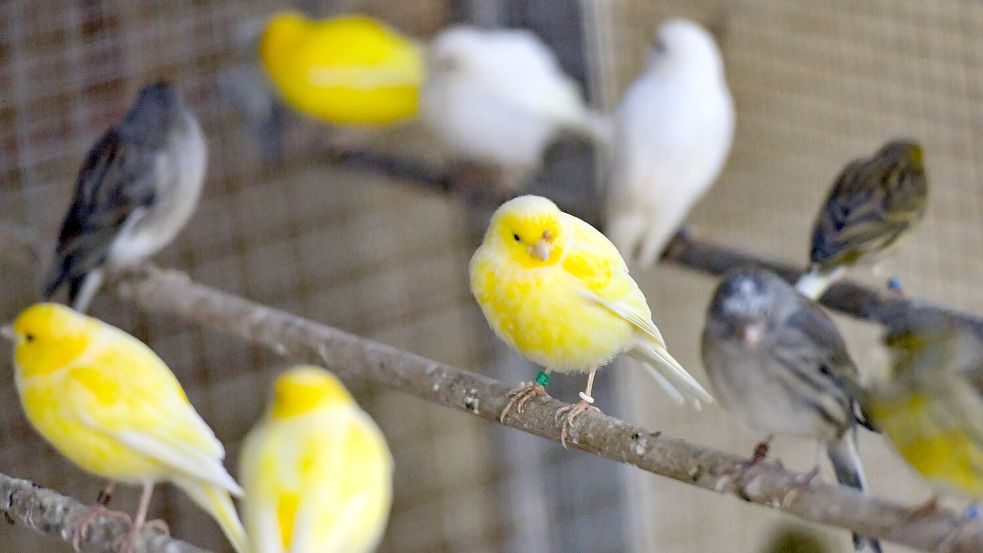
left=470, top=195, right=712, bottom=445
left=863, top=317, right=983, bottom=498
left=259, top=12, right=422, bottom=125
left=239, top=366, right=393, bottom=553
left=1, top=303, right=247, bottom=553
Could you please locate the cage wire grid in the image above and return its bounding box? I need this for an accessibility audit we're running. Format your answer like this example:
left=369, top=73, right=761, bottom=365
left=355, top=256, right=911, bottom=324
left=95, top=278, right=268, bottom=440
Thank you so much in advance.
left=2, top=1, right=983, bottom=553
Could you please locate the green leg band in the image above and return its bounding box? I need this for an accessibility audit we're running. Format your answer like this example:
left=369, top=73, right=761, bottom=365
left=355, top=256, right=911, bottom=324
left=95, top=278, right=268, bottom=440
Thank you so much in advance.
left=535, top=371, right=551, bottom=387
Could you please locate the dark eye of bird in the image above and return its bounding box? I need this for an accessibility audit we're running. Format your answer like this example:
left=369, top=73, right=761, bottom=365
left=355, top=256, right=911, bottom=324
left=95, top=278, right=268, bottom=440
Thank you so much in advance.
left=513, top=233, right=520, bottom=242
left=25, top=333, right=34, bottom=343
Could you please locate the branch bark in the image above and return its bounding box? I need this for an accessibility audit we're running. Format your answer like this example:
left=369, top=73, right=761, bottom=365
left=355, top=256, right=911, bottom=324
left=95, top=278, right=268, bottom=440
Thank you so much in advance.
left=0, top=472, right=210, bottom=553
left=99, top=262, right=979, bottom=553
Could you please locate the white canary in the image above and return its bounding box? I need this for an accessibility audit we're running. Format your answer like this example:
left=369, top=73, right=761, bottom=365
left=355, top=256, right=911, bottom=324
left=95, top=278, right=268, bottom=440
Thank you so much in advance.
left=606, top=18, right=734, bottom=266
left=421, top=25, right=610, bottom=190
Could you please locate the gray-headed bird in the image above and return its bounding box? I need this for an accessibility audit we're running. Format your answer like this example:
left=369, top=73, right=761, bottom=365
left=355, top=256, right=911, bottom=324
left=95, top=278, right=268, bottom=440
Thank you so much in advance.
left=41, top=81, right=206, bottom=312
left=796, top=140, right=927, bottom=299
left=605, top=18, right=735, bottom=267
left=702, top=267, right=880, bottom=553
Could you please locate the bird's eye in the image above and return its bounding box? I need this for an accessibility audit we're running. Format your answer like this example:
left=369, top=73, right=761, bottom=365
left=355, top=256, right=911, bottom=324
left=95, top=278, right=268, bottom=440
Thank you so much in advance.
left=513, top=233, right=521, bottom=242
left=24, top=333, right=34, bottom=343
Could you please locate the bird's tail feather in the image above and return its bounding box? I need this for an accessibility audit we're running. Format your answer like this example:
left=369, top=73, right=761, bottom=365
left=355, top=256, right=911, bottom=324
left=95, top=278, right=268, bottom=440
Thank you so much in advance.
left=827, top=432, right=882, bottom=553
left=628, top=343, right=714, bottom=409
left=173, top=476, right=248, bottom=553
left=795, top=265, right=845, bottom=300
left=566, top=109, right=613, bottom=147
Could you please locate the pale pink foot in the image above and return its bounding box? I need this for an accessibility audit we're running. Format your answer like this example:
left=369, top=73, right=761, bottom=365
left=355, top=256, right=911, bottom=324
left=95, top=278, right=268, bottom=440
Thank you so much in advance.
left=500, top=382, right=550, bottom=423
left=555, top=400, right=601, bottom=448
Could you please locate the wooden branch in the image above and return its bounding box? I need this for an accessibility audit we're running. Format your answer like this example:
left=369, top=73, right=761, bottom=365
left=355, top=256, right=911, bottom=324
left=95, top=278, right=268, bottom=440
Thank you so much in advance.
left=321, top=148, right=983, bottom=340
left=0, top=472, right=210, bottom=553
left=100, top=262, right=979, bottom=553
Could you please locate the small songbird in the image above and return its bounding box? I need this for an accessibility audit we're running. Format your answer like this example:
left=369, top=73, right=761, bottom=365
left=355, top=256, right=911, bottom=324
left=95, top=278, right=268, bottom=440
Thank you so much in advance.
left=240, top=366, right=393, bottom=553
left=259, top=12, right=422, bottom=125
left=422, top=26, right=610, bottom=191
left=41, top=81, right=206, bottom=313
left=701, top=268, right=880, bottom=553
left=470, top=195, right=713, bottom=446
left=863, top=316, right=983, bottom=501
left=605, top=18, right=735, bottom=267
left=795, top=140, right=927, bottom=299
left=1, top=304, right=246, bottom=553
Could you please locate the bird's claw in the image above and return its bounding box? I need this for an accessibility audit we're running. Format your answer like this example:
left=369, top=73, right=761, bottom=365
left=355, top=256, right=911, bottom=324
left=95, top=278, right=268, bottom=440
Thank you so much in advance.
left=70, top=504, right=131, bottom=552
left=499, top=382, right=549, bottom=423
left=555, top=400, right=601, bottom=448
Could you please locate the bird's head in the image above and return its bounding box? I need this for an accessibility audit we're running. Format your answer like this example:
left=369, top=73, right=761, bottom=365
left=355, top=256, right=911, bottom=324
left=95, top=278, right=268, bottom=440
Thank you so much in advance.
left=647, top=18, right=725, bottom=78
left=707, top=268, right=791, bottom=348
left=260, top=11, right=310, bottom=68
left=123, top=81, right=186, bottom=140
left=2, top=303, right=93, bottom=377
left=485, top=195, right=565, bottom=266
left=269, top=365, right=354, bottom=419
left=878, top=139, right=925, bottom=173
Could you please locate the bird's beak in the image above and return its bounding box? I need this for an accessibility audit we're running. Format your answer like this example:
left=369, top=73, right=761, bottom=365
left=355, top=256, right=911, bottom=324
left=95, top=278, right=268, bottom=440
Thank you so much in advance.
left=0, top=325, right=15, bottom=342
left=738, top=322, right=764, bottom=347
left=529, top=239, right=552, bottom=261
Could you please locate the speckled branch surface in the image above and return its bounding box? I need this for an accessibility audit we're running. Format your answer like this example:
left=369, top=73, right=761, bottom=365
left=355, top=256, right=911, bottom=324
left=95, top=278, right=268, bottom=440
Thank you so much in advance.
left=0, top=472, right=210, bottom=553
left=99, top=262, right=978, bottom=553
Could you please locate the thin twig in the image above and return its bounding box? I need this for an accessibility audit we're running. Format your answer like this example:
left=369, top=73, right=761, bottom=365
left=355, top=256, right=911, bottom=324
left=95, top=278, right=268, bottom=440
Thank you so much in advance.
left=0, top=472, right=210, bottom=553
left=98, top=262, right=978, bottom=553
left=321, top=148, right=983, bottom=340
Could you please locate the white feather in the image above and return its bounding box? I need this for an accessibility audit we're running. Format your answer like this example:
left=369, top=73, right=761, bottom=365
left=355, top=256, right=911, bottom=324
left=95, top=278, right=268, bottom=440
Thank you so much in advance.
left=606, top=18, right=735, bottom=266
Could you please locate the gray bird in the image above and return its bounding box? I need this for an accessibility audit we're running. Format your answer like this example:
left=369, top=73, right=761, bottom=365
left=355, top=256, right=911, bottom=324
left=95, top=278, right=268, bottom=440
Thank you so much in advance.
left=41, top=81, right=207, bottom=312
left=702, top=267, right=879, bottom=553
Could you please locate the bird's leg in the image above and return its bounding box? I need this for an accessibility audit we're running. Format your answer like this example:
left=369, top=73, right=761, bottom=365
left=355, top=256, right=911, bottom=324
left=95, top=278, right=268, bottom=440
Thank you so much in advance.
left=119, top=482, right=154, bottom=553
left=935, top=502, right=980, bottom=553
left=499, top=369, right=553, bottom=423
left=554, top=367, right=602, bottom=448
left=70, top=481, right=132, bottom=551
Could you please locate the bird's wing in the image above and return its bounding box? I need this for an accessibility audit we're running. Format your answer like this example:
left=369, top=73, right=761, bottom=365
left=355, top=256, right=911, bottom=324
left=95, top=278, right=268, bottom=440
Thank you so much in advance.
left=43, top=129, right=159, bottom=296
left=279, top=412, right=390, bottom=553
left=810, top=155, right=923, bottom=268
left=65, top=331, right=238, bottom=493
left=561, top=213, right=665, bottom=345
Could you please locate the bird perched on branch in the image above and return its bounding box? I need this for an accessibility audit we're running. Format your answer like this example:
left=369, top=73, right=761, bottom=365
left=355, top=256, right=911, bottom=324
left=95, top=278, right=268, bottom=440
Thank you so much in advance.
left=422, top=26, right=610, bottom=193
left=701, top=267, right=880, bottom=553
left=606, top=18, right=734, bottom=267
left=796, top=140, right=927, bottom=299
left=41, top=81, right=206, bottom=313
left=1, top=303, right=247, bottom=553
left=863, top=316, right=983, bottom=506
left=259, top=12, right=422, bottom=125
left=240, top=366, right=393, bottom=553
left=470, top=195, right=713, bottom=446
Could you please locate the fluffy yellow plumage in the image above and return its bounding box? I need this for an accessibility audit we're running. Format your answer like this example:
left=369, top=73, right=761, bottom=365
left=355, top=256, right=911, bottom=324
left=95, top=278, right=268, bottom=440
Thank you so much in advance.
left=240, top=366, right=393, bottom=553
left=470, top=195, right=712, bottom=443
left=259, top=12, right=422, bottom=125
left=2, top=303, right=247, bottom=553
left=863, top=320, right=983, bottom=498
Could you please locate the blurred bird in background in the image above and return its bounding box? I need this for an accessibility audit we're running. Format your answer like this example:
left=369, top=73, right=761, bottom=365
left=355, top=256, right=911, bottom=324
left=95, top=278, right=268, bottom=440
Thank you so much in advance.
left=422, top=26, right=610, bottom=195
left=605, top=18, right=734, bottom=267
left=796, top=140, right=928, bottom=299
left=471, top=195, right=712, bottom=446
left=702, top=268, right=880, bottom=553
left=260, top=12, right=422, bottom=126
left=240, top=366, right=393, bottom=553
left=1, top=304, right=246, bottom=553
left=862, top=316, right=983, bottom=505
left=41, top=81, right=206, bottom=313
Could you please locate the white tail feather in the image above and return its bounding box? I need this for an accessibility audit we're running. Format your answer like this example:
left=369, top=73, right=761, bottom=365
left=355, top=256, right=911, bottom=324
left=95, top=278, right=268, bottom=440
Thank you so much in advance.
left=628, top=343, right=714, bottom=409
left=795, top=265, right=845, bottom=300
left=172, top=476, right=248, bottom=553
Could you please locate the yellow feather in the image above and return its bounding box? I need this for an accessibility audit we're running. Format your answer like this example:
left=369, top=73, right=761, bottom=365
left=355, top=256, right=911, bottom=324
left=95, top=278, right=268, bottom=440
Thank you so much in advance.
left=259, top=12, right=422, bottom=125
left=6, top=303, right=247, bottom=553
left=470, top=195, right=712, bottom=404
left=241, top=366, right=393, bottom=553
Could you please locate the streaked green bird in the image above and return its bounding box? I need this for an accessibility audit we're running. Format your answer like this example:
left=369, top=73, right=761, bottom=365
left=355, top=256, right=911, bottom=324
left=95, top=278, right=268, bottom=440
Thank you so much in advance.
left=796, top=140, right=927, bottom=299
